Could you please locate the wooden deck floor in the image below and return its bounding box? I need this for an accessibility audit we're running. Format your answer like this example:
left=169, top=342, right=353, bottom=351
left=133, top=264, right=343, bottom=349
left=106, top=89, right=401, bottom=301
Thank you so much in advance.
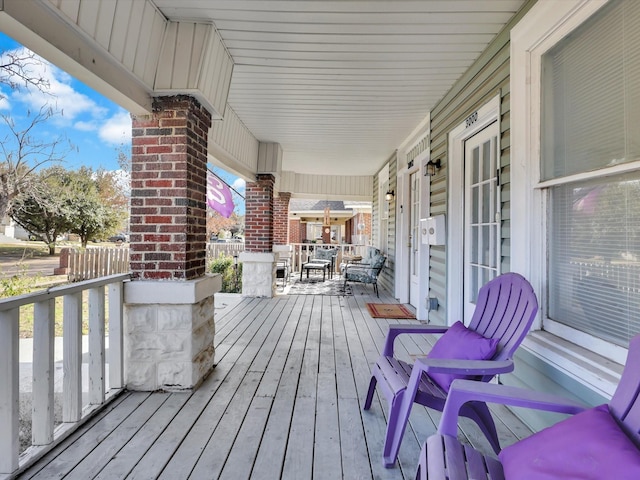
left=17, top=286, right=532, bottom=479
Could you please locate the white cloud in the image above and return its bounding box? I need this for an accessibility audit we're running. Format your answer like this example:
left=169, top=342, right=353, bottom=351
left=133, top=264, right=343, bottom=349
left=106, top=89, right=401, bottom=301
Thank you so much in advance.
left=99, top=110, right=131, bottom=146
left=232, top=178, right=246, bottom=191
left=0, top=96, right=10, bottom=111
left=4, top=47, right=107, bottom=122
left=74, top=120, right=97, bottom=131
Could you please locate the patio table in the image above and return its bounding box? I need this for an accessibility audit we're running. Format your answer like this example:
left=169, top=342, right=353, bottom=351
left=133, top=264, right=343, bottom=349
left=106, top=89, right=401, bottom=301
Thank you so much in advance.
left=300, top=262, right=329, bottom=281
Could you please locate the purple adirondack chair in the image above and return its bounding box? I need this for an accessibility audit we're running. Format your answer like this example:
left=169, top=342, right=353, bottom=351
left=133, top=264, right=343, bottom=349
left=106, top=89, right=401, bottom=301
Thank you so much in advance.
left=418, top=334, right=640, bottom=480
left=363, top=272, right=538, bottom=467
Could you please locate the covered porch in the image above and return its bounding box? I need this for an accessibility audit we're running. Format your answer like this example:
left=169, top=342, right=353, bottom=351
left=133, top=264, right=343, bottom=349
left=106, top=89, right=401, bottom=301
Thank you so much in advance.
left=16, top=290, right=530, bottom=479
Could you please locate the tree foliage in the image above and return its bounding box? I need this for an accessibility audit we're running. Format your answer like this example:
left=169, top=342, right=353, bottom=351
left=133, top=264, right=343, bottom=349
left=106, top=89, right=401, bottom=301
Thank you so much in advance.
left=66, top=167, right=128, bottom=247
left=10, top=167, right=73, bottom=254
left=11, top=166, right=128, bottom=253
left=207, top=211, right=244, bottom=239
left=0, top=106, right=73, bottom=219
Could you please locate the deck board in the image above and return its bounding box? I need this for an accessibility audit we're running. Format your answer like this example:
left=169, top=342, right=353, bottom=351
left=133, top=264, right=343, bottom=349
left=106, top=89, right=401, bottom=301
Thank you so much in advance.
left=17, top=290, right=532, bottom=479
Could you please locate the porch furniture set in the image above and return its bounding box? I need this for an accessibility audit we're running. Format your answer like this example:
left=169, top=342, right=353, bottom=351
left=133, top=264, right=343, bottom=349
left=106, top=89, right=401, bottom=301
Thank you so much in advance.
left=364, top=271, right=640, bottom=479
left=299, top=247, right=337, bottom=281
left=296, top=246, right=386, bottom=296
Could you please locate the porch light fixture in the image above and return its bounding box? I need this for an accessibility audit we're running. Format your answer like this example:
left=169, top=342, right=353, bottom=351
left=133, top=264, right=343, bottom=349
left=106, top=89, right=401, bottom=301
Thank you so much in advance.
left=385, top=190, right=395, bottom=202
left=425, top=158, right=442, bottom=176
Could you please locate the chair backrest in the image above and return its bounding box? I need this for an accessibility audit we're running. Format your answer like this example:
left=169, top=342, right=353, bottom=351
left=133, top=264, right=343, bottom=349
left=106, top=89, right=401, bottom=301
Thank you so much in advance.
left=467, top=272, right=538, bottom=375
left=369, top=254, right=386, bottom=275
left=610, top=334, right=640, bottom=448
left=315, top=248, right=336, bottom=261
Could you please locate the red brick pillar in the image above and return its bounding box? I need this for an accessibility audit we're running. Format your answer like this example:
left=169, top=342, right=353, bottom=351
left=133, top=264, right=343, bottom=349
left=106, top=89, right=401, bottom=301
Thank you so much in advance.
left=273, top=192, right=291, bottom=245
left=289, top=218, right=301, bottom=244
left=130, top=95, right=211, bottom=280
left=124, top=95, right=221, bottom=391
left=245, top=174, right=275, bottom=252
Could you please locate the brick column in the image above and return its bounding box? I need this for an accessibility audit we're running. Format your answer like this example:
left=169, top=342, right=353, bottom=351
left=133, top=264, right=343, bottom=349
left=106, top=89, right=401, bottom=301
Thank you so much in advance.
left=241, top=174, right=277, bottom=296
left=130, top=95, right=210, bottom=280
left=124, top=96, right=220, bottom=391
left=245, top=174, right=275, bottom=252
left=273, top=192, right=291, bottom=245
left=289, top=218, right=301, bottom=244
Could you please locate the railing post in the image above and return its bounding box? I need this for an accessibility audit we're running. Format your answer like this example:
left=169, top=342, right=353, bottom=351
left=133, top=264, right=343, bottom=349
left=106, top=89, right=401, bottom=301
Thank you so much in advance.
left=0, top=308, right=19, bottom=474
left=32, top=299, right=55, bottom=446
left=109, top=281, right=124, bottom=389
left=89, top=287, right=105, bottom=404
left=63, top=292, right=83, bottom=422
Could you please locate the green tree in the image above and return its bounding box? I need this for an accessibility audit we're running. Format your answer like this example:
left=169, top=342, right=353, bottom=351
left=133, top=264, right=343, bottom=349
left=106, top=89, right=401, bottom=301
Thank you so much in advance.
left=11, top=166, right=128, bottom=253
left=65, top=167, right=128, bottom=247
left=10, top=166, right=73, bottom=254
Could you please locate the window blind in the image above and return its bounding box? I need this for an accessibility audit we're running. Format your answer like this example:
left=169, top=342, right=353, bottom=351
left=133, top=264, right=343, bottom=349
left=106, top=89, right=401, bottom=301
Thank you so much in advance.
left=542, top=0, right=640, bottom=346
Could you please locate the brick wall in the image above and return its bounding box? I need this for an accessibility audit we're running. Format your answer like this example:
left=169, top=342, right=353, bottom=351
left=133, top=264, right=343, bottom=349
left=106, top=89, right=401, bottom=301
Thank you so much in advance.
left=289, top=218, right=301, bottom=244
left=245, top=174, right=275, bottom=252
left=273, top=192, right=291, bottom=245
left=130, top=95, right=212, bottom=280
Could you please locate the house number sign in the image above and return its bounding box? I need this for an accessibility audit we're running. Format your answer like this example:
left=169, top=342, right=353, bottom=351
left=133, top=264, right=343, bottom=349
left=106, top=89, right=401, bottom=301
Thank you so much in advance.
left=465, top=111, right=478, bottom=128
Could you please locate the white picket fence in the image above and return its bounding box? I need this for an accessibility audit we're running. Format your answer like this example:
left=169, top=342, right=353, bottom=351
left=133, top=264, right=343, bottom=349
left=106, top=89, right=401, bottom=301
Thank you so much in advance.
left=63, top=248, right=130, bottom=282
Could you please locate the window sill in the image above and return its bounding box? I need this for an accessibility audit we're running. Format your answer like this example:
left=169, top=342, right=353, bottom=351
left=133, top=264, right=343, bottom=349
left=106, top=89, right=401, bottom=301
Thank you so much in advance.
left=522, top=331, right=624, bottom=400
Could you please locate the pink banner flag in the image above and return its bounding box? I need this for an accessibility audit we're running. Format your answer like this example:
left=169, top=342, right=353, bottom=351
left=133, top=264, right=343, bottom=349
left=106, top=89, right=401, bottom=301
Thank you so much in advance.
left=207, top=172, right=234, bottom=218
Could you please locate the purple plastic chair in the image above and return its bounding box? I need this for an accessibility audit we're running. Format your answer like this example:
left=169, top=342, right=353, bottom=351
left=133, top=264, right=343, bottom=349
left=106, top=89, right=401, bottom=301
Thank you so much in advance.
left=417, top=334, right=640, bottom=480
left=363, top=272, right=538, bottom=467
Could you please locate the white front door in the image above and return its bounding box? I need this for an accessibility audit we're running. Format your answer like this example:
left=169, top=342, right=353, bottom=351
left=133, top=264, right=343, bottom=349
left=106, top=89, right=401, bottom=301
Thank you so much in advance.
left=463, top=123, right=500, bottom=320
left=409, top=170, right=421, bottom=307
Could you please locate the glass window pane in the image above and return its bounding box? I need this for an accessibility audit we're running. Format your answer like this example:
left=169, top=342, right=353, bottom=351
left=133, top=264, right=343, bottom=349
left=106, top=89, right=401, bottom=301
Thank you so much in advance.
left=482, top=183, right=491, bottom=223
left=548, top=172, right=640, bottom=346
left=540, top=0, right=640, bottom=181
left=482, top=140, right=491, bottom=181
left=472, top=147, right=479, bottom=184
left=472, top=186, right=479, bottom=224
left=471, top=226, right=479, bottom=263
left=482, top=226, right=490, bottom=266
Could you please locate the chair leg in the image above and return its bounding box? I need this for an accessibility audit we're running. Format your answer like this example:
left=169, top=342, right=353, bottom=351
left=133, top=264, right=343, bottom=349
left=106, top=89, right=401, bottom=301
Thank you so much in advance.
left=382, top=366, right=422, bottom=467
left=363, top=375, right=377, bottom=410
left=462, top=401, right=501, bottom=454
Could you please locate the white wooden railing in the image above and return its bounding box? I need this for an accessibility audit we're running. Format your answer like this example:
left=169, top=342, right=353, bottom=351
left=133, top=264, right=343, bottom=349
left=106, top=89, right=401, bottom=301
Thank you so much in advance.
left=66, top=248, right=130, bottom=282
left=206, top=243, right=245, bottom=260
left=0, top=273, right=129, bottom=475
left=288, top=243, right=369, bottom=273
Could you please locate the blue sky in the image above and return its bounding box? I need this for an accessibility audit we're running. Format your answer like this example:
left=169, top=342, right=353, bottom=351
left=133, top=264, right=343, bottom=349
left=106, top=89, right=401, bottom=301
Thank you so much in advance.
left=0, top=32, right=245, bottom=213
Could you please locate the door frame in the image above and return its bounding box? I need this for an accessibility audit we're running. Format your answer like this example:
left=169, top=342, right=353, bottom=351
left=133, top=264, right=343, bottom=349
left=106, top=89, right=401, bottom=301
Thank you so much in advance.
left=446, top=94, right=500, bottom=325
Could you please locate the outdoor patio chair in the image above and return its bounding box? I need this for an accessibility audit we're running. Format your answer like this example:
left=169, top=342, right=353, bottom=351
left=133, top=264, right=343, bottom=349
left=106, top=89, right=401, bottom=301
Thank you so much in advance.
left=364, top=272, right=538, bottom=467
left=343, top=251, right=386, bottom=297
left=418, top=334, right=640, bottom=480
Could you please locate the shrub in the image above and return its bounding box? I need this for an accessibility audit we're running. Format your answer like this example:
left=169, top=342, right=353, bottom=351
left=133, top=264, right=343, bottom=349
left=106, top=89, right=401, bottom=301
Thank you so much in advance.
left=0, top=263, right=42, bottom=298
left=209, top=253, right=242, bottom=293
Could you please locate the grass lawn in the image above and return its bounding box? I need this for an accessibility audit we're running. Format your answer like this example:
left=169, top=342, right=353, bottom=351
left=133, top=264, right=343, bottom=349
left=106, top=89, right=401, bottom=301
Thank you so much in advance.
left=0, top=242, right=55, bottom=258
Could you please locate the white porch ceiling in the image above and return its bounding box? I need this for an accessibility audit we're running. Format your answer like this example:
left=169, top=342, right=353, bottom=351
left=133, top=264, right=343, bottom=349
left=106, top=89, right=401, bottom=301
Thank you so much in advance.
left=152, top=1, right=526, bottom=176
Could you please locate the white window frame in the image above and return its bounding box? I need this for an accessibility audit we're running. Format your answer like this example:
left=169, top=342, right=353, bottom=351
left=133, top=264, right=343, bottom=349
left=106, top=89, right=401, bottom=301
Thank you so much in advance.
left=510, top=0, right=628, bottom=397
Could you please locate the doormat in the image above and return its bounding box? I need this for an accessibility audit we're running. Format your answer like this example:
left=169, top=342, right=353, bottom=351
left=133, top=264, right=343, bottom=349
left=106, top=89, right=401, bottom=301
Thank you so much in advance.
left=365, top=303, right=415, bottom=319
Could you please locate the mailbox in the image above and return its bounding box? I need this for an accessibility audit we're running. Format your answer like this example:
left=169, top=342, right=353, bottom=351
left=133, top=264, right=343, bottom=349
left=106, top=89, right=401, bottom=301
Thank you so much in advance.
left=420, top=215, right=445, bottom=245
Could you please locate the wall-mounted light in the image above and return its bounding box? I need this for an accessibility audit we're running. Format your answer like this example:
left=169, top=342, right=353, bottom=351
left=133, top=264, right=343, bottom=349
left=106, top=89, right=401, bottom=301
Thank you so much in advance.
left=425, top=158, right=442, bottom=176
left=385, top=190, right=395, bottom=202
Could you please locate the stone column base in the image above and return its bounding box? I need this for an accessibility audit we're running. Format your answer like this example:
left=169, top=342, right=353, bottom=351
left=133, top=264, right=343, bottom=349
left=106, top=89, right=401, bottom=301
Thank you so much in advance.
left=123, top=274, right=222, bottom=391
left=239, top=252, right=276, bottom=297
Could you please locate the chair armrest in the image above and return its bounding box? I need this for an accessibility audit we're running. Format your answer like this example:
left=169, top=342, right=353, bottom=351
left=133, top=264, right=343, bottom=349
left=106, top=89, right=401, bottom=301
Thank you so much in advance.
left=382, top=324, right=449, bottom=356
left=438, top=379, right=588, bottom=438
left=414, top=357, right=514, bottom=376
